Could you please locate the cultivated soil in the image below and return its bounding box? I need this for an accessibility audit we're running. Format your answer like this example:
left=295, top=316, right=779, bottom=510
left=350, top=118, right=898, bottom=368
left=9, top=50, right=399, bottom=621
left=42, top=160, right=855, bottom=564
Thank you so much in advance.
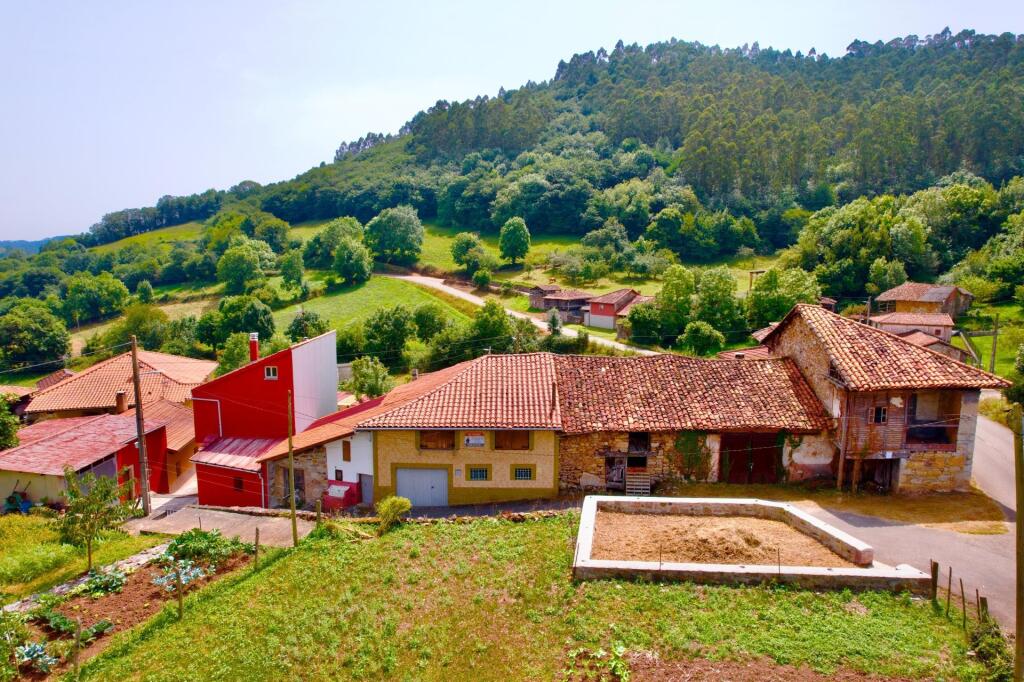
left=590, top=511, right=855, bottom=567
left=625, top=653, right=915, bottom=681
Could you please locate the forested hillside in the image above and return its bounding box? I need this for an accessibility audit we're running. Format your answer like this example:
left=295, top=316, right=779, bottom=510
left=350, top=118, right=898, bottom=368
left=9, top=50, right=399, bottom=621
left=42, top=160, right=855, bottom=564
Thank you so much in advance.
left=4, top=27, right=1024, bottom=380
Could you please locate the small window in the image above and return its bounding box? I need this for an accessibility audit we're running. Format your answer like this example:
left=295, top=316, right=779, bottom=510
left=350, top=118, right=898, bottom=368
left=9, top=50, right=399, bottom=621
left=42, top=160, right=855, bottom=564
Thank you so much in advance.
left=342, top=440, right=352, bottom=462
left=264, top=366, right=279, bottom=380
left=233, top=477, right=243, bottom=492
left=334, top=468, right=344, bottom=481
left=419, top=431, right=455, bottom=450
left=829, top=362, right=843, bottom=382
left=468, top=466, right=490, bottom=481
left=512, top=466, right=535, bottom=481
left=870, top=406, right=888, bottom=424
left=494, top=430, right=530, bottom=450
left=628, top=432, right=651, bottom=452
left=934, top=329, right=942, bottom=336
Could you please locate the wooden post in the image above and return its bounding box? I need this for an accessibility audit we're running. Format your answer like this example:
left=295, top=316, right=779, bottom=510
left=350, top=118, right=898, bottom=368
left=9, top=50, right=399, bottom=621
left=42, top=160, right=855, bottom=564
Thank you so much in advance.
left=315, top=499, right=322, bottom=524
left=851, top=457, right=862, bottom=494
left=990, top=313, right=999, bottom=374
left=130, top=336, right=152, bottom=516
left=945, top=566, right=953, bottom=617
left=287, top=390, right=298, bottom=548
left=930, top=560, right=939, bottom=603
left=1013, top=403, right=1024, bottom=681
left=960, top=578, right=967, bottom=630
left=976, top=588, right=981, bottom=622
left=865, top=296, right=872, bottom=322
left=175, top=564, right=184, bottom=620
left=254, top=527, right=260, bottom=571
left=980, top=596, right=989, bottom=621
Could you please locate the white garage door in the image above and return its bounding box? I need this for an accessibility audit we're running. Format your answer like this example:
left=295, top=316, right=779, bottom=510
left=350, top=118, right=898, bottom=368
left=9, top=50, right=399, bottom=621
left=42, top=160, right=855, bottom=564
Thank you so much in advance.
left=395, top=468, right=448, bottom=507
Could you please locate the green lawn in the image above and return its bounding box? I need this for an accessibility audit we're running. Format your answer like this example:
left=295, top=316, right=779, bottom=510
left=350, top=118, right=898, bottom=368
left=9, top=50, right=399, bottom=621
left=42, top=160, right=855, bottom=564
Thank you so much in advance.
left=420, top=221, right=578, bottom=275
left=273, top=276, right=471, bottom=331
left=289, top=219, right=333, bottom=243
left=0, top=515, right=163, bottom=604
left=953, top=333, right=1018, bottom=378
left=69, top=299, right=218, bottom=355
left=80, top=516, right=984, bottom=681
left=91, top=221, right=205, bottom=254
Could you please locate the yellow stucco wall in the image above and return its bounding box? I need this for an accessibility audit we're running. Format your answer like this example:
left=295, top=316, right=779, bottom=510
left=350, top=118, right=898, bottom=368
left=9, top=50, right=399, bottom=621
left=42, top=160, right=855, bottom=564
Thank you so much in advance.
left=373, top=430, right=558, bottom=505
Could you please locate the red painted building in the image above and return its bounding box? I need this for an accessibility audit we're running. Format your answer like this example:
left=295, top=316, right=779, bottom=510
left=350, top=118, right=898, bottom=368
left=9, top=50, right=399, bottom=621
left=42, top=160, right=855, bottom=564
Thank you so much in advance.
left=190, top=332, right=339, bottom=507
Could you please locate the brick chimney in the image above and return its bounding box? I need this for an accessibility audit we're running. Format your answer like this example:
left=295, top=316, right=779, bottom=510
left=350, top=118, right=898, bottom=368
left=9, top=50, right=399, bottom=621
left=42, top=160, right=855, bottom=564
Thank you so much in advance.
left=114, top=389, right=128, bottom=414
left=249, top=333, right=259, bottom=362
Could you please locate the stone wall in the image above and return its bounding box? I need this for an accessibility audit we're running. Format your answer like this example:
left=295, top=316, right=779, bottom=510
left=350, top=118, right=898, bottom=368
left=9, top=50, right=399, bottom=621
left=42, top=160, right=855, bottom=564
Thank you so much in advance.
left=268, top=446, right=328, bottom=509
left=783, top=432, right=836, bottom=481
left=764, top=316, right=843, bottom=419
left=559, top=432, right=708, bottom=489
left=896, top=389, right=978, bottom=493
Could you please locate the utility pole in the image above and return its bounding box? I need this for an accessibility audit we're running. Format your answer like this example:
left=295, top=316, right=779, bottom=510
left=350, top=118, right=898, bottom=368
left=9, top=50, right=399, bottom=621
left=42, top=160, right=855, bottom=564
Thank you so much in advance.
left=287, top=390, right=298, bottom=547
left=990, top=313, right=999, bottom=375
left=130, top=336, right=152, bottom=516
left=1012, top=404, right=1024, bottom=682
left=865, top=296, right=872, bottom=323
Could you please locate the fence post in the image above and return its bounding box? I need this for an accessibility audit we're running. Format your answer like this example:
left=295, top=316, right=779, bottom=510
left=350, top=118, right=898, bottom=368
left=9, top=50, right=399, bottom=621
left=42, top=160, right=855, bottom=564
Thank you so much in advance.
left=175, top=564, right=184, bottom=620
left=316, top=499, right=322, bottom=524
left=945, top=566, right=953, bottom=618
left=254, top=527, right=260, bottom=571
left=930, top=560, right=939, bottom=603
left=960, top=578, right=966, bottom=630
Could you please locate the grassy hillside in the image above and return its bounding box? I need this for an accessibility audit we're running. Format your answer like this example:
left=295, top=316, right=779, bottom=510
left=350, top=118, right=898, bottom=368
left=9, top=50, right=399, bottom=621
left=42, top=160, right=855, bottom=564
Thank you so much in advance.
left=91, top=221, right=205, bottom=253
left=272, top=276, right=471, bottom=331
left=80, top=516, right=983, bottom=680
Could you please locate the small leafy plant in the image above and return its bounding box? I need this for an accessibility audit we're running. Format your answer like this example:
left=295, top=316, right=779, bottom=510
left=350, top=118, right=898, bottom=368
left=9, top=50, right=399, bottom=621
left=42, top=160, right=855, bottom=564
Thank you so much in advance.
left=16, top=642, right=58, bottom=673
left=165, top=528, right=251, bottom=567
left=153, top=558, right=207, bottom=593
left=375, top=496, right=412, bottom=536
left=78, top=568, right=128, bottom=597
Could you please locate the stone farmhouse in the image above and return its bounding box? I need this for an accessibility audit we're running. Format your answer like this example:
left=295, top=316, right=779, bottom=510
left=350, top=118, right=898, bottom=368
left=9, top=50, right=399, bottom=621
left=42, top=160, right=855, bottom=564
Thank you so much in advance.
left=874, top=282, right=974, bottom=319
left=210, top=305, right=1005, bottom=510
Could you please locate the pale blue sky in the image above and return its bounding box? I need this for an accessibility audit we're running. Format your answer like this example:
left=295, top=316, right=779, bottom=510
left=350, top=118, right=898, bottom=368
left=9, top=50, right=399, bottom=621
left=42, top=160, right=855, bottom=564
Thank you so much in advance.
left=1, top=0, right=1022, bottom=240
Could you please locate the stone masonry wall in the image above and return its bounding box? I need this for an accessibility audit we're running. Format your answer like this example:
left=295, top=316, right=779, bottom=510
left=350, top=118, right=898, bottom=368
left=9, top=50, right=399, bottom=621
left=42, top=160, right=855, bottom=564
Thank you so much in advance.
left=896, top=390, right=978, bottom=493
left=559, top=432, right=706, bottom=490
left=268, top=446, right=328, bottom=509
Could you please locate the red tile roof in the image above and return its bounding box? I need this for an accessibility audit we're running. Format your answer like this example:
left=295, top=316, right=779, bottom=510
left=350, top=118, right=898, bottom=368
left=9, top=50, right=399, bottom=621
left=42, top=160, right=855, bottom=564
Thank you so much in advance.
left=35, top=368, right=76, bottom=391
left=358, top=354, right=562, bottom=430
left=191, top=437, right=277, bottom=472
left=554, top=354, right=828, bottom=434
left=124, top=399, right=195, bottom=452
left=870, top=312, right=954, bottom=327
left=588, top=288, right=639, bottom=307
left=751, top=324, right=778, bottom=343
left=0, top=414, right=163, bottom=476
left=543, top=289, right=594, bottom=302
left=765, top=304, right=1008, bottom=391
left=874, top=282, right=970, bottom=303
left=0, top=385, right=33, bottom=399
left=25, top=351, right=216, bottom=415
left=716, top=346, right=776, bottom=360
left=616, top=295, right=655, bottom=317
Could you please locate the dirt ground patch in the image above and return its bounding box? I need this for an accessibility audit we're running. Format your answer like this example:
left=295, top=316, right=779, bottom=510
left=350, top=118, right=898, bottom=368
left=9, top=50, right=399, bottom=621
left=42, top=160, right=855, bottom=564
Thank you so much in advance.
left=626, top=653, right=913, bottom=681
left=591, top=511, right=854, bottom=567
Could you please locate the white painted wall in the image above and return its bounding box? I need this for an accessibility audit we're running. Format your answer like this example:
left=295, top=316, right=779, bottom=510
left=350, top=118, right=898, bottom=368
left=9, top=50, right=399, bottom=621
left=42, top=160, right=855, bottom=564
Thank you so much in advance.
left=588, top=314, right=617, bottom=329
left=324, top=431, right=374, bottom=483
left=291, top=332, right=339, bottom=433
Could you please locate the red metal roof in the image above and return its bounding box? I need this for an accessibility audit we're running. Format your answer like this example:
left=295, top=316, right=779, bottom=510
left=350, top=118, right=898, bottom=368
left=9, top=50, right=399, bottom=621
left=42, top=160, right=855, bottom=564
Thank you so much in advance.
left=542, top=289, right=594, bottom=302
left=25, top=351, right=216, bottom=415
left=191, top=437, right=277, bottom=472
left=124, top=399, right=195, bottom=452
left=588, top=288, right=639, bottom=307
left=0, top=414, right=163, bottom=476
left=764, top=304, right=1007, bottom=391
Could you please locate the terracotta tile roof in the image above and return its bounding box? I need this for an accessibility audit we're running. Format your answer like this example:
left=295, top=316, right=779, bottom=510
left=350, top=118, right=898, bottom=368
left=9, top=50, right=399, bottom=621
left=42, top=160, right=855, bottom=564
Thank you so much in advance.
left=35, top=368, right=76, bottom=391
left=765, top=304, right=1008, bottom=391
left=588, top=288, right=638, bottom=307
left=543, top=289, right=594, bottom=302
left=819, top=296, right=837, bottom=305
left=0, top=385, right=33, bottom=399
left=874, top=282, right=970, bottom=303
left=897, top=331, right=946, bottom=347
left=616, top=295, right=655, bottom=317
left=191, top=437, right=277, bottom=472
left=529, top=284, right=562, bottom=292
left=870, top=312, right=954, bottom=327
left=358, top=354, right=562, bottom=430
left=124, top=399, right=195, bottom=452
left=716, top=346, right=776, bottom=360
left=0, top=414, right=163, bottom=476
left=25, top=351, right=216, bottom=415
left=751, top=324, right=778, bottom=343
left=555, top=355, right=828, bottom=434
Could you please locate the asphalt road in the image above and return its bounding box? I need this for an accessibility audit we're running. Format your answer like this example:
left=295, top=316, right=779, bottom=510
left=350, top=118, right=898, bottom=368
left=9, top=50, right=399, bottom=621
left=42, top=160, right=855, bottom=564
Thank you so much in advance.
left=973, top=414, right=1017, bottom=517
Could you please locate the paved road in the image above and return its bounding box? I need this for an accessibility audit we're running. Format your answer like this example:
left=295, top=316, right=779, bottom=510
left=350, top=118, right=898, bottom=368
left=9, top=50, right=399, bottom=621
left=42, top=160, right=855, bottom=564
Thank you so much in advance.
left=390, top=274, right=658, bottom=355
left=974, top=414, right=1016, bottom=517
left=129, top=506, right=314, bottom=547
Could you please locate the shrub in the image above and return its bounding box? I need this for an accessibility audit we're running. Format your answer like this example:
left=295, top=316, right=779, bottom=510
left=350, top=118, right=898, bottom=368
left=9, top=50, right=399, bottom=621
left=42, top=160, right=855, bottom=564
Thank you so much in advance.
left=0, top=611, right=29, bottom=679
left=375, top=496, right=412, bottom=535
left=968, top=617, right=1013, bottom=681
left=15, top=642, right=57, bottom=673
left=165, top=528, right=251, bottom=566
left=78, top=568, right=128, bottom=597
left=472, top=269, right=492, bottom=289
left=978, top=396, right=1010, bottom=428
left=153, top=558, right=208, bottom=593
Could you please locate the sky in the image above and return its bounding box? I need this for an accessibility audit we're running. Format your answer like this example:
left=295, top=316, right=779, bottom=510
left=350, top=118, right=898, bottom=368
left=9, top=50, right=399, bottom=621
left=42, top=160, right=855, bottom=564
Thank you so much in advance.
left=1, top=0, right=1022, bottom=241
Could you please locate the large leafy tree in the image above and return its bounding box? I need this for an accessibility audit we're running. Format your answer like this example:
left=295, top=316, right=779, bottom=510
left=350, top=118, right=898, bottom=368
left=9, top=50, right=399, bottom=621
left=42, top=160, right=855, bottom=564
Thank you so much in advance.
left=217, top=295, right=275, bottom=340
left=62, top=271, right=129, bottom=325
left=0, top=299, right=70, bottom=367
left=279, top=250, right=305, bottom=291
left=655, top=264, right=695, bottom=340
left=216, top=242, right=264, bottom=294
left=332, top=237, right=373, bottom=285
left=55, top=466, right=135, bottom=571
left=746, top=268, right=821, bottom=329
left=681, top=321, right=725, bottom=356
left=691, top=267, right=743, bottom=340
left=498, top=217, right=530, bottom=265
left=286, top=310, right=329, bottom=342
left=0, top=394, right=19, bottom=449
left=365, top=205, right=423, bottom=264
left=364, top=304, right=417, bottom=369
left=344, top=356, right=395, bottom=399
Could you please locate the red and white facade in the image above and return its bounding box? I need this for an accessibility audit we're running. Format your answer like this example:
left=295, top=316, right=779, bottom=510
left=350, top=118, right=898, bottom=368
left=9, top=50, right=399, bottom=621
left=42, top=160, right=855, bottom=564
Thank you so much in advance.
left=190, top=332, right=338, bottom=507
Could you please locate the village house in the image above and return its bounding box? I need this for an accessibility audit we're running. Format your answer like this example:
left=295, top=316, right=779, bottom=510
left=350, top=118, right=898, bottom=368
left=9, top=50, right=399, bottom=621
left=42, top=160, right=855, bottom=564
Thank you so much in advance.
left=123, top=399, right=197, bottom=491
left=0, top=413, right=169, bottom=504
left=23, top=350, right=216, bottom=422
left=895, top=330, right=973, bottom=364
left=188, top=332, right=338, bottom=507
left=868, top=311, right=955, bottom=342
left=582, top=288, right=652, bottom=330
left=761, top=304, right=1006, bottom=492
left=874, top=282, right=974, bottom=319
left=525, top=284, right=564, bottom=310
left=0, top=385, right=33, bottom=417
